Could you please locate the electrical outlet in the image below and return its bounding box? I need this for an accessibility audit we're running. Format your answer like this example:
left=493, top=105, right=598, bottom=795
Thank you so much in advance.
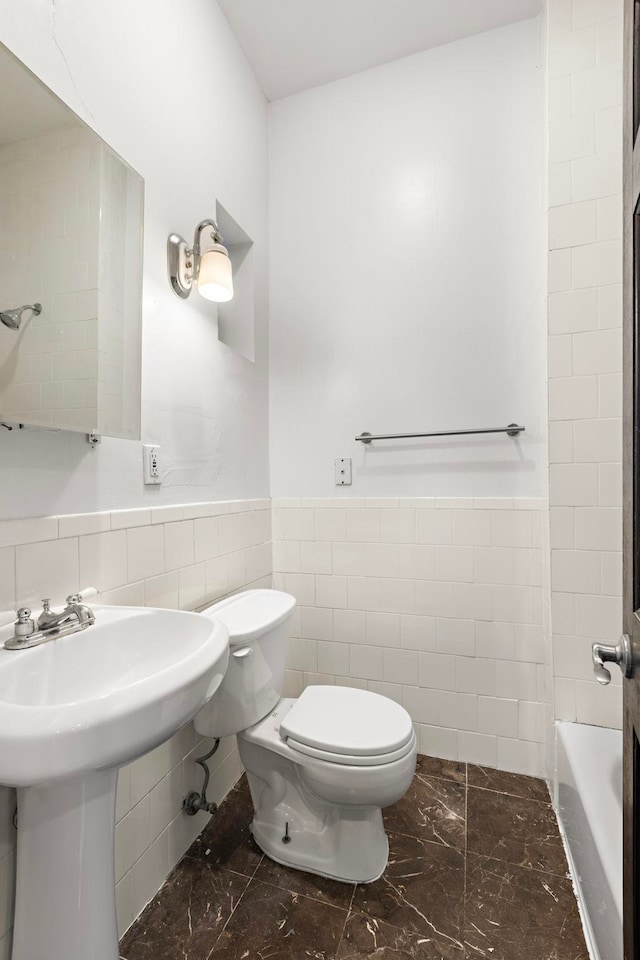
left=143, top=444, right=161, bottom=485
left=335, top=458, right=352, bottom=485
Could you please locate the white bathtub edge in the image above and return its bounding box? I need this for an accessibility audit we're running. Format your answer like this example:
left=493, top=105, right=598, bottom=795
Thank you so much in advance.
left=554, top=793, right=602, bottom=960
left=554, top=720, right=623, bottom=960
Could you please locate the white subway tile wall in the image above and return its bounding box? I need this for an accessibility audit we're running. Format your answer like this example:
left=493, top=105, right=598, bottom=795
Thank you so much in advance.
left=273, top=498, right=548, bottom=777
left=547, top=0, right=623, bottom=728
left=0, top=127, right=101, bottom=430
left=0, top=499, right=271, bottom=946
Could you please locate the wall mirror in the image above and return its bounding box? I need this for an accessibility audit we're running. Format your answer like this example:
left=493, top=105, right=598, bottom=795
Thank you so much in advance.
left=0, top=43, right=143, bottom=440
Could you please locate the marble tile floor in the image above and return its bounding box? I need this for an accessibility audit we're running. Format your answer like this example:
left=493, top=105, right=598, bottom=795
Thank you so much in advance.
left=120, top=754, right=588, bottom=960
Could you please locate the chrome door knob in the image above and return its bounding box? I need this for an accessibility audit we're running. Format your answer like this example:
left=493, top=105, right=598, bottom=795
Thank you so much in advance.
left=592, top=635, right=633, bottom=685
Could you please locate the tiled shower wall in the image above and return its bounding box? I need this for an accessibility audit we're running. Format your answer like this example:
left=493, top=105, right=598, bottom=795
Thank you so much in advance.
left=547, top=0, right=623, bottom=728
left=273, top=497, right=549, bottom=777
left=0, top=126, right=101, bottom=430
left=0, top=498, right=271, bottom=955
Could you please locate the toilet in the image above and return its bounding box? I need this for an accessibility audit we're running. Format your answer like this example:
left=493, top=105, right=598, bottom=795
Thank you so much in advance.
left=195, top=588, right=417, bottom=884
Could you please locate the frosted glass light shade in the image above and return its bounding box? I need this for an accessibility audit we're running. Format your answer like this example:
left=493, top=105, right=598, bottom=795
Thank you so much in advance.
left=197, top=244, right=233, bottom=302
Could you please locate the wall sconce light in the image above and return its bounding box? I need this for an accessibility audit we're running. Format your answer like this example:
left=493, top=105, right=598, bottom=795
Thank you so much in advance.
left=167, top=219, right=234, bottom=302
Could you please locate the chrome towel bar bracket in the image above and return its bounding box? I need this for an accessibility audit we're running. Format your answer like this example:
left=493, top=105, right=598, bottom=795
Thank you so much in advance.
left=355, top=424, right=525, bottom=444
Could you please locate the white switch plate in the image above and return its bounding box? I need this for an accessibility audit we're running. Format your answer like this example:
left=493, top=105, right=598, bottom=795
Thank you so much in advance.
left=143, top=444, right=161, bottom=485
left=335, top=458, right=352, bottom=485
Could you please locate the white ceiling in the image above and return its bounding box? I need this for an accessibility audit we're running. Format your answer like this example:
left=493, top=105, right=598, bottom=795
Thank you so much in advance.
left=217, top=0, right=542, bottom=101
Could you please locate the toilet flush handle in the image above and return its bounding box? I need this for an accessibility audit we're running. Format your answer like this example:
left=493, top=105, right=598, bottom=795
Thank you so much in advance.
left=232, top=646, right=253, bottom=660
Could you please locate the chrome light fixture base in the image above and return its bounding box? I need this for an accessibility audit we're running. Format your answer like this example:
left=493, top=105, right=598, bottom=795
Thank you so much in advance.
left=167, top=219, right=233, bottom=302
left=167, top=233, right=193, bottom=299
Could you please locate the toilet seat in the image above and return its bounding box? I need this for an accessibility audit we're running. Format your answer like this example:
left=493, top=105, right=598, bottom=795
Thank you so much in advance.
left=239, top=692, right=417, bottom=882
left=285, top=733, right=416, bottom=766
left=279, top=685, right=414, bottom=765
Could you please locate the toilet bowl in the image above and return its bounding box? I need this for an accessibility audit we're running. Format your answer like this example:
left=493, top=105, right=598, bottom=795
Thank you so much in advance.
left=195, top=589, right=417, bottom=884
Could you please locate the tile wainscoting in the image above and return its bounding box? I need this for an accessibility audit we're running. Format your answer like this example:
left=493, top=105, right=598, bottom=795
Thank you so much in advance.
left=0, top=491, right=611, bottom=951
left=0, top=498, right=271, bottom=954
left=273, top=497, right=551, bottom=778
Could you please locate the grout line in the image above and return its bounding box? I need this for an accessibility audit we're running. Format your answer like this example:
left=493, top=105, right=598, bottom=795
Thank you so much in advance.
left=463, top=759, right=468, bottom=898
left=460, top=760, right=468, bottom=954
left=385, top=828, right=464, bottom=858
left=335, top=888, right=355, bottom=957
left=465, top=782, right=551, bottom=804
left=254, top=875, right=353, bottom=914
left=417, top=771, right=467, bottom=785
left=347, top=884, right=356, bottom=914
left=383, top=823, right=465, bottom=848
left=211, top=869, right=254, bottom=950
left=464, top=759, right=468, bottom=854
left=465, top=850, right=571, bottom=881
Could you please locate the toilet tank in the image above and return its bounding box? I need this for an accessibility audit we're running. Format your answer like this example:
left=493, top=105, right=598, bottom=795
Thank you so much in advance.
left=194, top=589, right=296, bottom=739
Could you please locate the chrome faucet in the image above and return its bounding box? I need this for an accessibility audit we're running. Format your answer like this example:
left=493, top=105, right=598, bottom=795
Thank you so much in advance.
left=37, top=596, right=95, bottom=632
left=5, top=595, right=96, bottom=650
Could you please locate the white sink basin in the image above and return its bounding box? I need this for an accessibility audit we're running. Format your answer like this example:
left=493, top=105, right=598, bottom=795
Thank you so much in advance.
left=0, top=604, right=229, bottom=960
left=0, top=604, right=229, bottom=786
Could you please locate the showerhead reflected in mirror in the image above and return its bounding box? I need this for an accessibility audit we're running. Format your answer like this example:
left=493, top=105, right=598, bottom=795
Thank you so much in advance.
left=0, top=43, right=143, bottom=439
left=0, top=303, right=41, bottom=331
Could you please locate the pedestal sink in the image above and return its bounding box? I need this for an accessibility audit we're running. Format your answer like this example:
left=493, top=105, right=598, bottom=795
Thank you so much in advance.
left=0, top=605, right=229, bottom=960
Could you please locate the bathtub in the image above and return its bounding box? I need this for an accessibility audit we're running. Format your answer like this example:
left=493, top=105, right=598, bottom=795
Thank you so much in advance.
left=555, top=721, right=623, bottom=960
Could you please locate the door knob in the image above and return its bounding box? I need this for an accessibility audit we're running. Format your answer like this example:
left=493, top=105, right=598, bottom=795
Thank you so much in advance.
left=592, top=635, right=633, bottom=685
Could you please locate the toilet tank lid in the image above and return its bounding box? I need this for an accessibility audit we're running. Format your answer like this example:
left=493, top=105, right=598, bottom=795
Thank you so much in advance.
left=200, top=589, right=296, bottom=644
left=280, top=685, right=414, bottom=757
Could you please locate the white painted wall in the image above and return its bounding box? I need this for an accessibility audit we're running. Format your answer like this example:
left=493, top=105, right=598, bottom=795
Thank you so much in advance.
left=269, top=18, right=545, bottom=499
left=0, top=0, right=270, bottom=520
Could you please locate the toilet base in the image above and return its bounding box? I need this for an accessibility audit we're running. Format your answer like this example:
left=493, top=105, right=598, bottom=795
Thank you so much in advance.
left=240, top=732, right=392, bottom=884
left=250, top=804, right=389, bottom=884
left=236, top=694, right=416, bottom=885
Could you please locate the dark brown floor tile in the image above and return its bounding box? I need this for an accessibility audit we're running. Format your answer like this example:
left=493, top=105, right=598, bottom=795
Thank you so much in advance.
left=253, top=853, right=355, bottom=908
left=337, top=911, right=464, bottom=959
left=184, top=775, right=263, bottom=877
left=122, top=758, right=582, bottom=960
left=467, top=787, right=567, bottom=876
left=467, top=764, right=550, bottom=803
left=207, top=879, right=347, bottom=959
left=416, top=754, right=466, bottom=784
left=464, top=854, right=588, bottom=960
left=351, top=832, right=465, bottom=947
left=384, top=770, right=466, bottom=851
left=119, top=859, right=249, bottom=960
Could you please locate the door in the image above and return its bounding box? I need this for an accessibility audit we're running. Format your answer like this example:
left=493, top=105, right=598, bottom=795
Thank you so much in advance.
left=623, top=3, right=640, bottom=957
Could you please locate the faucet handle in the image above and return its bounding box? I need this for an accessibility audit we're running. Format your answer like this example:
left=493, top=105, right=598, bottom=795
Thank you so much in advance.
left=41, top=599, right=51, bottom=612
left=66, top=594, right=82, bottom=605
left=14, top=608, right=35, bottom=639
